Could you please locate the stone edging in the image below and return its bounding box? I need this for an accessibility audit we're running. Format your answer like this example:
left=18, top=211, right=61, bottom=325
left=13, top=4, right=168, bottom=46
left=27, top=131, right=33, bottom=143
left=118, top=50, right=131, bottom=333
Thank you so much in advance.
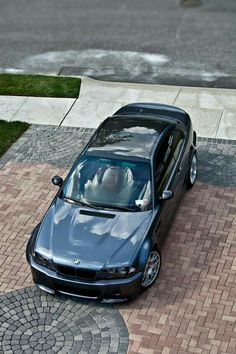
left=0, top=124, right=235, bottom=170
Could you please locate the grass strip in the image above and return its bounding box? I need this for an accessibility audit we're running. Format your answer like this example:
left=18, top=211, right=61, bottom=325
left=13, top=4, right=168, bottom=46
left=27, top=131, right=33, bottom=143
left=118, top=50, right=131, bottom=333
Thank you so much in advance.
left=0, top=120, right=30, bottom=157
left=0, top=74, right=81, bottom=98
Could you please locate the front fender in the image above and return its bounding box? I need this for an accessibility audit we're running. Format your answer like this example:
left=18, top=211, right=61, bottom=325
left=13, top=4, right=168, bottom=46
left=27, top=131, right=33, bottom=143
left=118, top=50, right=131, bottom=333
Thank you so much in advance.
left=138, top=238, right=152, bottom=271
left=26, top=223, right=41, bottom=263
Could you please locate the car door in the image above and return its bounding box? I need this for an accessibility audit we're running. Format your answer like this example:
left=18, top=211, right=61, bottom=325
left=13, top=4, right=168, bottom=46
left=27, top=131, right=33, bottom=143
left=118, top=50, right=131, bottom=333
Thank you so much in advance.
left=153, top=128, right=186, bottom=245
left=169, top=129, right=188, bottom=204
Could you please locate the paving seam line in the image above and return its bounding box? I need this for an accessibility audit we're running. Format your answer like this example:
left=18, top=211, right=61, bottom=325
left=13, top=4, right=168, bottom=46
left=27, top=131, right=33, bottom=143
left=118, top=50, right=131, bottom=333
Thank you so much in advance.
left=214, top=109, right=224, bottom=139
left=172, top=87, right=182, bottom=105
left=59, top=98, right=77, bottom=126
left=10, top=96, right=28, bottom=121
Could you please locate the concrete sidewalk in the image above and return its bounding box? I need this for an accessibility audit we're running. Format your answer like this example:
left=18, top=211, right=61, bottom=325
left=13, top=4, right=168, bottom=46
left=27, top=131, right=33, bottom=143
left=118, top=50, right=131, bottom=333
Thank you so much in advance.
left=1, top=77, right=236, bottom=139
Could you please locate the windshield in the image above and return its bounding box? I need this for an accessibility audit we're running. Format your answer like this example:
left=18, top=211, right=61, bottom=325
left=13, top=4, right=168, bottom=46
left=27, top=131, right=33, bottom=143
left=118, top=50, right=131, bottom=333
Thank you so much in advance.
left=62, top=155, right=152, bottom=211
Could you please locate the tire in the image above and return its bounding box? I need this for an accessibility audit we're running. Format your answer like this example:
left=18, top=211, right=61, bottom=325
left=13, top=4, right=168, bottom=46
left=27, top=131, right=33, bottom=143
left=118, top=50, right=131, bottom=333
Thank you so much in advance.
left=141, top=249, right=161, bottom=290
left=25, top=237, right=31, bottom=263
left=186, top=151, right=197, bottom=188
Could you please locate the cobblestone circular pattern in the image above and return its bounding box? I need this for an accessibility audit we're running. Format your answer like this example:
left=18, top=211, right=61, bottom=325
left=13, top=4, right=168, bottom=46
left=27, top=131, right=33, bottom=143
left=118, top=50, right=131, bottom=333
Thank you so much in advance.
left=0, top=287, right=128, bottom=354
left=12, top=126, right=94, bottom=169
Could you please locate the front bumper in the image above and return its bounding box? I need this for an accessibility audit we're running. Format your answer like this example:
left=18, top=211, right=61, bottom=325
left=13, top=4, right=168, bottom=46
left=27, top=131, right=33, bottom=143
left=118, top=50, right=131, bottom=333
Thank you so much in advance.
left=29, top=258, right=143, bottom=302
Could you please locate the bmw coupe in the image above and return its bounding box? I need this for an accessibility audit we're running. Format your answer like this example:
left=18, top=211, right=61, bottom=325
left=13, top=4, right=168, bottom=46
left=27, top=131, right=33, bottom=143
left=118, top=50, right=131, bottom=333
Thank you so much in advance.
left=26, top=103, right=197, bottom=302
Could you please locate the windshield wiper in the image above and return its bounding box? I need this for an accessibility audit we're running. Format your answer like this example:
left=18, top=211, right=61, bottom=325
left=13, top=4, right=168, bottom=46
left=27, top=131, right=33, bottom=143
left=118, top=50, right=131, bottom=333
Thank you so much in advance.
left=62, top=196, right=101, bottom=210
left=91, top=203, right=135, bottom=212
left=61, top=195, right=135, bottom=212
left=113, top=206, right=135, bottom=212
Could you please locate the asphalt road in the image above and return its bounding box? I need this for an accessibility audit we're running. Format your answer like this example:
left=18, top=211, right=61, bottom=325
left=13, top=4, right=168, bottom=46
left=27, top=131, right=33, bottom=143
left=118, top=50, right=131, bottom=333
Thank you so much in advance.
left=1, top=0, right=236, bottom=87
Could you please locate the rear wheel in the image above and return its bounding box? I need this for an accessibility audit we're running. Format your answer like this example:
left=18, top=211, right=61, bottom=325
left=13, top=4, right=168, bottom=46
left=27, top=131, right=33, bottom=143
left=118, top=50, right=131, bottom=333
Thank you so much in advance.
left=186, top=152, right=197, bottom=188
left=141, top=249, right=161, bottom=289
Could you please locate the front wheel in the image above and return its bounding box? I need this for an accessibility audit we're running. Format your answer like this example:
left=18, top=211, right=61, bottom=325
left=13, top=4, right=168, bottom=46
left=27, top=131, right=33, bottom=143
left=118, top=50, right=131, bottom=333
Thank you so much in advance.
left=141, top=249, right=161, bottom=289
left=186, top=151, right=197, bottom=188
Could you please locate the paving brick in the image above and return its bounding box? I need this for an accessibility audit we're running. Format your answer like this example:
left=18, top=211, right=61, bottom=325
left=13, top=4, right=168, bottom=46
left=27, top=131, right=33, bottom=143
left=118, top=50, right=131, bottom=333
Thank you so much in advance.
left=0, top=126, right=236, bottom=353
left=118, top=144, right=236, bottom=354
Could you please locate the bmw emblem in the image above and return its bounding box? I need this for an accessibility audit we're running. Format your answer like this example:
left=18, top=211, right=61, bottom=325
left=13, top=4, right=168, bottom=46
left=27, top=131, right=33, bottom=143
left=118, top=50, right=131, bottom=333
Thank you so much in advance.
left=74, top=258, right=80, bottom=265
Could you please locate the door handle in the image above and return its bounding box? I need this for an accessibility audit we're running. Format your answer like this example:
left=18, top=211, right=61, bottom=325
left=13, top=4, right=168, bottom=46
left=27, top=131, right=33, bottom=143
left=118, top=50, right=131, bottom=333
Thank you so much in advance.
left=177, top=166, right=182, bottom=175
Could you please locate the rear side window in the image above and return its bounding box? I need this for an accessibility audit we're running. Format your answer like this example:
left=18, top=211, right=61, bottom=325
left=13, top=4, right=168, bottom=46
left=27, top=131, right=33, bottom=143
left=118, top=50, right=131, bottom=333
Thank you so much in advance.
left=172, top=130, right=184, bottom=160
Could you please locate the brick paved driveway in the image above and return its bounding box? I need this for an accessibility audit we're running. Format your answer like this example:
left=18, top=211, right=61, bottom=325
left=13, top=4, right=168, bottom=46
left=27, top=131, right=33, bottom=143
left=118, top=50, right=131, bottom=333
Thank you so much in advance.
left=0, top=126, right=235, bottom=354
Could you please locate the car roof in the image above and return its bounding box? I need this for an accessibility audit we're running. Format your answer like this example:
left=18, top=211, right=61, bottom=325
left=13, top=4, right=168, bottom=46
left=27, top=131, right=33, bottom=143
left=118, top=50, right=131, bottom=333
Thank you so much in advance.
left=86, top=115, right=175, bottom=160
left=114, top=102, right=190, bottom=126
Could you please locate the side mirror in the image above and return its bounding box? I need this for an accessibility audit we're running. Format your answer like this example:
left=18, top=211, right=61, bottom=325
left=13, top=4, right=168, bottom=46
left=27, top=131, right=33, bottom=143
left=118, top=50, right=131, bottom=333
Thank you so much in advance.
left=159, top=190, right=174, bottom=200
left=51, top=175, right=63, bottom=187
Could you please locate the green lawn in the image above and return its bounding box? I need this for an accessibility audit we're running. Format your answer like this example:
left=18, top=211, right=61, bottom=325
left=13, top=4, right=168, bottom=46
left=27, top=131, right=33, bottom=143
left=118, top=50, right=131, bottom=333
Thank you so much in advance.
left=0, top=74, right=81, bottom=98
left=0, top=120, right=30, bottom=158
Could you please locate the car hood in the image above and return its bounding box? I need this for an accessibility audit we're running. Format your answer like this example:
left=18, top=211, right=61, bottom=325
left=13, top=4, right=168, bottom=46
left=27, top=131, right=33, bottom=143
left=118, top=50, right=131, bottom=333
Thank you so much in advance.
left=35, top=198, right=152, bottom=270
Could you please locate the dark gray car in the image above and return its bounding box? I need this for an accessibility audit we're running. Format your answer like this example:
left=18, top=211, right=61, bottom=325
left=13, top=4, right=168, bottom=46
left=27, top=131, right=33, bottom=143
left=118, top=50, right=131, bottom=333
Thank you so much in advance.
left=26, top=103, right=197, bottom=302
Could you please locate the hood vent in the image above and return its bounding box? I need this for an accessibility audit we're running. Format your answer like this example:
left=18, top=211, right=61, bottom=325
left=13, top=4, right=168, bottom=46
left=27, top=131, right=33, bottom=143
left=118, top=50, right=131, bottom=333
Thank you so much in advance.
left=80, top=209, right=115, bottom=219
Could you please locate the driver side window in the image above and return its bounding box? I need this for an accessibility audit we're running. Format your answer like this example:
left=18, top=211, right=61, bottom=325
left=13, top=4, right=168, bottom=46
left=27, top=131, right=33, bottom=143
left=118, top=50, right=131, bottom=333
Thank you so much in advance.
left=155, top=130, right=184, bottom=193
left=155, top=133, right=174, bottom=193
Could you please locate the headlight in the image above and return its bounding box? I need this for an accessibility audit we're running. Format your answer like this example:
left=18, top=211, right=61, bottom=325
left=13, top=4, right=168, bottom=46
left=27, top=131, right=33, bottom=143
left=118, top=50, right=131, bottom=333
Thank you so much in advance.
left=32, top=251, right=55, bottom=271
left=107, top=268, right=116, bottom=274
left=117, top=267, right=127, bottom=276
left=100, top=266, right=137, bottom=279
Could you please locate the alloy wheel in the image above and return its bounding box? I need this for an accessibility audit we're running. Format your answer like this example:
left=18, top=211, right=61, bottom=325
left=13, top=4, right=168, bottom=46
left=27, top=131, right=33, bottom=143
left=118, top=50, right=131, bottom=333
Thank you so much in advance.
left=142, top=250, right=161, bottom=288
left=190, top=153, right=197, bottom=185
